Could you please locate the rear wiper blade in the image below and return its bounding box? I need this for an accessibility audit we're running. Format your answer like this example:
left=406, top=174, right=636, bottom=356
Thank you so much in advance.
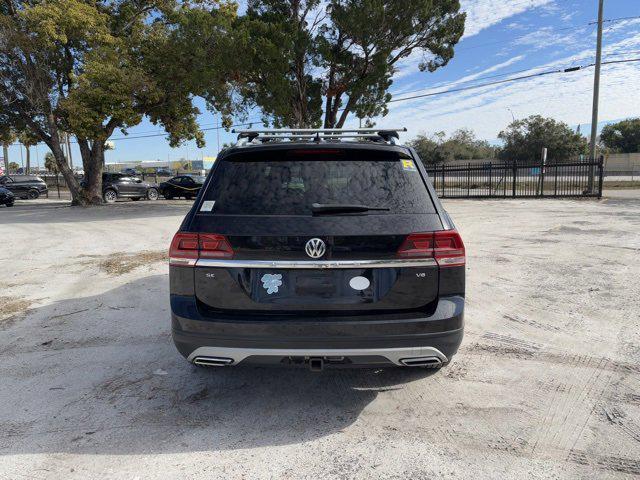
left=311, top=203, right=390, bottom=214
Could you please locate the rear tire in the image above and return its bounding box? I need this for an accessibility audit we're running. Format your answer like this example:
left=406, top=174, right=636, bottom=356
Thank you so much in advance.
left=146, top=188, right=159, bottom=201
left=27, top=189, right=40, bottom=200
left=103, top=189, right=117, bottom=203
left=5, top=202, right=14, bottom=207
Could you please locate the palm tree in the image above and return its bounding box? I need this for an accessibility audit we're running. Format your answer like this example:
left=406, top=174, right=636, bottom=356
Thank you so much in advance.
left=19, top=129, right=39, bottom=174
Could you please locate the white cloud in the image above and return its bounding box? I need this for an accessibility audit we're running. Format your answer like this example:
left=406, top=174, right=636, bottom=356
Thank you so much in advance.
left=393, top=55, right=525, bottom=96
left=394, top=0, right=556, bottom=80
left=382, top=33, right=640, bottom=142
left=460, top=0, right=555, bottom=38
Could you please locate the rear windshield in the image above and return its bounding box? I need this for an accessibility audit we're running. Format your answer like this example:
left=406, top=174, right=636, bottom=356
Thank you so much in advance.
left=202, top=149, right=435, bottom=215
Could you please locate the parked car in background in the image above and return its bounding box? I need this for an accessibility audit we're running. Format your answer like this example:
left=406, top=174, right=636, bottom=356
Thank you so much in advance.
left=101, top=173, right=159, bottom=203
left=169, top=129, right=465, bottom=371
left=0, top=186, right=15, bottom=207
left=120, top=168, right=141, bottom=176
left=0, top=175, right=48, bottom=199
left=156, top=168, right=173, bottom=176
left=159, top=175, right=205, bottom=200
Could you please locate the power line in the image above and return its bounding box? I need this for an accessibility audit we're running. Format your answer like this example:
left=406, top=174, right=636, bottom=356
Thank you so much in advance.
left=391, top=52, right=635, bottom=99
left=388, top=58, right=640, bottom=105
left=8, top=120, right=260, bottom=147
left=589, top=15, right=640, bottom=25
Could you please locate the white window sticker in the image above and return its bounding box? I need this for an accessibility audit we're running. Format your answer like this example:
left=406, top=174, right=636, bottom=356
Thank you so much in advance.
left=200, top=200, right=215, bottom=212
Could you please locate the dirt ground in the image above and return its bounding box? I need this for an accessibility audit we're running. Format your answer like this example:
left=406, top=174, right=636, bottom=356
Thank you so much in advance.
left=1, top=192, right=639, bottom=479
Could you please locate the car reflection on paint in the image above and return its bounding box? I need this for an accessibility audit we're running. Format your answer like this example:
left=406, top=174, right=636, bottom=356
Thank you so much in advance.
left=159, top=175, right=206, bottom=200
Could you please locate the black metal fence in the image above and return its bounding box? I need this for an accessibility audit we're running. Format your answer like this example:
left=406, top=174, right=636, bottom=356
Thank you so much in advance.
left=426, top=158, right=604, bottom=198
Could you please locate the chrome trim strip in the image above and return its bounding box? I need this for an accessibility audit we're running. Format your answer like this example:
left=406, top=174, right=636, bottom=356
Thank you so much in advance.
left=187, top=346, right=448, bottom=366
left=169, top=257, right=197, bottom=266
left=194, top=258, right=437, bottom=269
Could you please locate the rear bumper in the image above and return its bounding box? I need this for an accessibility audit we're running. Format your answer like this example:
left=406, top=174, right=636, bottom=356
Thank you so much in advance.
left=171, top=295, right=464, bottom=366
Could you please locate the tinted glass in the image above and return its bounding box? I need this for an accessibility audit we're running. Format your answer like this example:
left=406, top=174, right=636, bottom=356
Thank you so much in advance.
left=202, top=150, right=434, bottom=215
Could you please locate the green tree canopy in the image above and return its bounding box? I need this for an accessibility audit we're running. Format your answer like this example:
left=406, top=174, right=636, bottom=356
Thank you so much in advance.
left=409, top=129, right=497, bottom=166
left=600, top=118, right=640, bottom=154
left=498, top=115, right=588, bottom=163
left=236, top=0, right=465, bottom=128
left=1, top=0, right=239, bottom=205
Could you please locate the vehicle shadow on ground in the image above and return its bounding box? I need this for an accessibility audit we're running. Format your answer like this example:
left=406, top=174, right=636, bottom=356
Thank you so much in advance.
left=0, top=275, right=438, bottom=456
left=0, top=199, right=193, bottom=225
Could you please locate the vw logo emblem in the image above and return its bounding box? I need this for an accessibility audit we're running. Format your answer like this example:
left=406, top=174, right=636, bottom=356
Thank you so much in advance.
left=305, top=238, right=326, bottom=259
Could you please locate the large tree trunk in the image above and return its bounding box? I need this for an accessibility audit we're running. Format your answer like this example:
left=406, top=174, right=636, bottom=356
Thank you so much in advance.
left=2, top=144, right=8, bottom=173
left=77, top=138, right=104, bottom=205
left=49, top=138, right=83, bottom=202
left=45, top=114, right=85, bottom=204
left=25, top=146, right=30, bottom=174
left=335, top=96, right=354, bottom=128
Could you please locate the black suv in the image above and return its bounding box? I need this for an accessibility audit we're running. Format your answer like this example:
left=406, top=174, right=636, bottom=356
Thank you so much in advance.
left=159, top=175, right=205, bottom=199
left=169, top=129, right=465, bottom=371
left=0, top=175, right=48, bottom=199
left=0, top=186, right=15, bottom=207
left=101, top=173, right=159, bottom=203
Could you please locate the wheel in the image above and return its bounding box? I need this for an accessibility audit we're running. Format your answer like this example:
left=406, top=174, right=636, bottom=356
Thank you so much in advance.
left=27, top=189, right=40, bottom=200
left=131, top=197, right=141, bottom=201
left=146, top=188, right=159, bottom=201
left=5, top=202, right=14, bottom=207
left=103, top=189, right=117, bottom=203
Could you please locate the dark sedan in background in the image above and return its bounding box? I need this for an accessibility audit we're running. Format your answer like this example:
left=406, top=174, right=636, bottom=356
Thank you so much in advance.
left=0, top=186, right=15, bottom=207
left=0, top=175, right=48, bottom=199
left=159, top=175, right=205, bottom=200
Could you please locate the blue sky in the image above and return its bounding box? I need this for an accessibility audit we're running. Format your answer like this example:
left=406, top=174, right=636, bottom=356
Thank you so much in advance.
left=6, top=0, right=640, bottom=168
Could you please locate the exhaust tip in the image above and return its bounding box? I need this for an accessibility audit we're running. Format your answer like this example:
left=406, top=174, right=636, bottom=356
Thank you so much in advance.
left=399, top=356, right=443, bottom=368
left=193, top=356, right=234, bottom=367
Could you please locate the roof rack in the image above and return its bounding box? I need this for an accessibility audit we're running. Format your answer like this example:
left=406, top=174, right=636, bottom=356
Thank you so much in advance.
left=231, top=128, right=407, bottom=146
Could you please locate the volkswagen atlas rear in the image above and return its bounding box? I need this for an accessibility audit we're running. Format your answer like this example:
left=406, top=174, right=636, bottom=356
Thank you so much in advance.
left=170, top=135, right=465, bottom=370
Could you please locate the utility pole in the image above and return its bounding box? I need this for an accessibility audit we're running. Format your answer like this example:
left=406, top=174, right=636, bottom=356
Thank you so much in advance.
left=216, top=113, right=220, bottom=154
left=588, top=0, right=604, bottom=191
left=66, top=133, right=73, bottom=169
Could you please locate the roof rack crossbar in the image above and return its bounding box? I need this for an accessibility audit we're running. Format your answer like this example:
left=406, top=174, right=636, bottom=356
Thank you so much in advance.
left=232, top=127, right=406, bottom=134
left=252, top=133, right=383, bottom=139
left=232, top=127, right=406, bottom=145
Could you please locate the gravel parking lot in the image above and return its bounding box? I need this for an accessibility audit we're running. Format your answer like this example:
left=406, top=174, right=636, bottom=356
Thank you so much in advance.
left=1, top=192, right=639, bottom=479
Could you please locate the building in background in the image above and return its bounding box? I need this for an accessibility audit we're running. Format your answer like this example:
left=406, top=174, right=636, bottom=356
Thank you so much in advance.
left=104, top=157, right=215, bottom=174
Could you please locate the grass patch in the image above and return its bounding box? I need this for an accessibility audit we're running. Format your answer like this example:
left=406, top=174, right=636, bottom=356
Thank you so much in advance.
left=602, top=181, right=640, bottom=189
left=0, top=296, right=31, bottom=322
left=98, top=250, right=168, bottom=276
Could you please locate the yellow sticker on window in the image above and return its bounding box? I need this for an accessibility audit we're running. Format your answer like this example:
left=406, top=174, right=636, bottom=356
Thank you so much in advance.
left=401, top=159, right=417, bottom=172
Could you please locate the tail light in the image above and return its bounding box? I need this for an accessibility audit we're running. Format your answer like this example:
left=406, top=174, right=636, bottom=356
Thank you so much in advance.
left=397, top=230, right=465, bottom=267
left=169, top=232, right=233, bottom=266
left=198, top=234, right=233, bottom=259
